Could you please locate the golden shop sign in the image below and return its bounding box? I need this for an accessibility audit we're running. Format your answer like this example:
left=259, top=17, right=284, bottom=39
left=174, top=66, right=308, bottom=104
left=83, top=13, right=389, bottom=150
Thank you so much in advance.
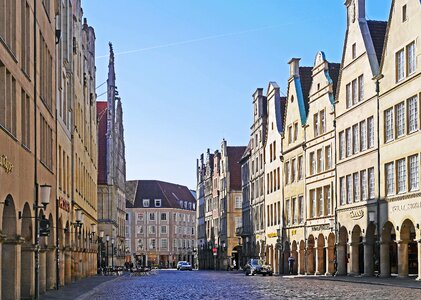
left=0, top=154, right=13, bottom=174
left=59, top=197, right=70, bottom=212
left=350, top=209, right=364, bottom=220
left=267, top=232, right=278, bottom=238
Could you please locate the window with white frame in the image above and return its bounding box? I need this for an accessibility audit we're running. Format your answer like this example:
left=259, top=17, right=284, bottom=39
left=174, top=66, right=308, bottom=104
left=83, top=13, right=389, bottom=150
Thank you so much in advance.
left=161, top=238, right=168, bottom=249
left=317, top=188, right=323, bottom=216
left=352, top=79, right=357, bottom=105
left=143, top=199, right=150, bottom=207
left=294, top=122, right=298, bottom=141
left=396, top=102, right=405, bottom=138
left=291, top=158, right=296, bottom=182
left=361, top=170, right=367, bottom=201
left=149, top=212, right=155, bottom=221
left=385, top=108, right=394, bottom=142
left=346, top=83, right=352, bottom=108
left=353, top=173, right=359, bottom=202
left=137, top=213, right=144, bottom=221
left=155, top=199, right=161, bottom=207
left=149, top=225, right=156, bottom=234
left=160, top=213, right=167, bottom=221
left=285, top=161, right=290, bottom=184
left=340, top=177, right=346, bottom=205
left=346, top=175, right=352, bottom=204
left=310, top=152, right=316, bottom=175
left=314, top=113, right=319, bottom=137
left=358, top=75, right=364, bottom=102
left=360, top=120, right=367, bottom=151
left=317, top=149, right=323, bottom=173
left=353, top=124, right=359, bottom=154
left=339, top=131, right=345, bottom=160
left=368, top=117, right=374, bottom=148
left=161, top=225, right=167, bottom=234
left=409, top=154, right=419, bottom=191
left=235, top=196, right=242, bottom=209
left=310, top=190, right=316, bottom=217
left=235, top=216, right=242, bottom=229
left=286, top=199, right=291, bottom=224
left=396, top=49, right=405, bottom=81
left=407, top=96, right=418, bottom=133
left=325, top=145, right=332, bottom=170
left=138, top=225, right=144, bottom=234
left=298, top=156, right=303, bottom=180
left=397, top=158, right=406, bottom=193
left=368, top=167, right=375, bottom=199
left=407, top=42, right=416, bottom=75
left=386, top=162, right=395, bottom=196
left=346, top=128, right=352, bottom=157
left=288, top=125, right=292, bottom=144
left=298, top=196, right=304, bottom=223
left=292, top=197, right=297, bottom=224
left=150, top=239, right=156, bottom=249
left=325, top=185, right=331, bottom=215
left=320, top=110, right=326, bottom=134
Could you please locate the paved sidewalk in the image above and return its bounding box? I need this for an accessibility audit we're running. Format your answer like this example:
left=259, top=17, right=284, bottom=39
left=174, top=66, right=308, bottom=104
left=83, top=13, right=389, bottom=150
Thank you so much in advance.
left=41, top=275, right=123, bottom=300
left=284, top=274, right=421, bottom=290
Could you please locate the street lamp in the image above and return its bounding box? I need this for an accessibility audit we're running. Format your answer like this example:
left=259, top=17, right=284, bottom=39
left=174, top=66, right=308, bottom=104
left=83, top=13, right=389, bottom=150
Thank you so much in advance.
left=34, top=184, right=51, bottom=300
left=111, top=238, right=115, bottom=268
left=106, top=235, right=110, bottom=267
left=98, top=230, right=104, bottom=272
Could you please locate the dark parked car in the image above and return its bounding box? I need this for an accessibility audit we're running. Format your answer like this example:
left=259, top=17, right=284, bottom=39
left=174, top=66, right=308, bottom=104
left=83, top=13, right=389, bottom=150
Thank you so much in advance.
left=244, top=259, right=273, bottom=276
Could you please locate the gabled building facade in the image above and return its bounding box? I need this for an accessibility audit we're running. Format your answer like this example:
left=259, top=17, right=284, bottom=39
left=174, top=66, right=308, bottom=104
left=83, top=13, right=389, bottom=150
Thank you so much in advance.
left=264, top=82, right=286, bottom=275
left=304, top=52, right=339, bottom=276
left=281, top=59, right=312, bottom=274
left=335, top=0, right=386, bottom=276
left=378, top=0, right=421, bottom=279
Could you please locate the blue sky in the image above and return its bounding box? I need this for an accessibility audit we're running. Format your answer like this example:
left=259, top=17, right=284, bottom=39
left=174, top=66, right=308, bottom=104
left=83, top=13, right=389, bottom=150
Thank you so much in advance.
left=83, top=0, right=391, bottom=189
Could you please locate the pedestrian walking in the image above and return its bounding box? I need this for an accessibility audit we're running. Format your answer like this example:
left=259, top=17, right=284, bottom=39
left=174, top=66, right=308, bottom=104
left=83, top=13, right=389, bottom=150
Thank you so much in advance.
left=288, top=255, right=295, bottom=275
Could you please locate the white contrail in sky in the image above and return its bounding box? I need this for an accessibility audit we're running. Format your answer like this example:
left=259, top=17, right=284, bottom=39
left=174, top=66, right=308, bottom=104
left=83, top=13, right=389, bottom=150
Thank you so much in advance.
left=96, top=20, right=320, bottom=59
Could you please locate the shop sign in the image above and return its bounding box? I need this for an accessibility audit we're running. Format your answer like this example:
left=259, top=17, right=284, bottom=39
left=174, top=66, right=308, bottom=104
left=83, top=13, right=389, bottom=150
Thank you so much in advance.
left=392, top=201, right=421, bottom=212
left=59, top=197, right=70, bottom=212
left=350, top=209, right=364, bottom=220
left=267, top=232, right=278, bottom=238
left=0, top=155, right=13, bottom=174
left=311, top=224, right=330, bottom=231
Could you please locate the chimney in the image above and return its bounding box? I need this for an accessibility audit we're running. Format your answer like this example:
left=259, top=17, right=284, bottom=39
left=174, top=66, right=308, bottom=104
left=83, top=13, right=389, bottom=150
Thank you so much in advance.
left=288, top=58, right=301, bottom=77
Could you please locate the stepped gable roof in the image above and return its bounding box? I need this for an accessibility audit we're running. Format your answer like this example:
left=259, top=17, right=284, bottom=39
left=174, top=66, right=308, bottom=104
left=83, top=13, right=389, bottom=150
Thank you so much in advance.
left=97, top=101, right=108, bottom=185
left=227, top=146, right=247, bottom=190
left=129, top=180, right=196, bottom=210
left=367, top=20, right=388, bottom=65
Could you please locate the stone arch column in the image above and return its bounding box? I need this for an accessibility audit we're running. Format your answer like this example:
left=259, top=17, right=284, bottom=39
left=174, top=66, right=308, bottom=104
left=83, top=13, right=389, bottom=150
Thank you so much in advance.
left=20, top=203, right=34, bottom=298
left=397, top=219, right=416, bottom=278
left=1, top=195, right=20, bottom=300
left=349, top=225, right=362, bottom=275
left=46, top=214, right=55, bottom=289
left=363, top=223, right=376, bottom=277
left=380, top=221, right=395, bottom=277
left=337, top=226, right=348, bottom=276
left=298, top=240, right=305, bottom=275
left=291, top=241, right=298, bottom=275
left=326, top=233, right=335, bottom=275
left=315, top=234, right=325, bottom=275
left=306, top=236, right=315, bottom=275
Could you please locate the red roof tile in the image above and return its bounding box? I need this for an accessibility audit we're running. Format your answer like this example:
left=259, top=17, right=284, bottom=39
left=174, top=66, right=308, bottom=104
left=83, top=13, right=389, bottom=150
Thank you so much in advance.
left=227, top=146, right=246, bottom=190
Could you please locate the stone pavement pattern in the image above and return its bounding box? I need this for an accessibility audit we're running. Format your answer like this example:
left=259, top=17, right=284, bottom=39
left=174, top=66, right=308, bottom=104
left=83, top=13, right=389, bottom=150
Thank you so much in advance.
left=81, top=270, right=421, bottom=300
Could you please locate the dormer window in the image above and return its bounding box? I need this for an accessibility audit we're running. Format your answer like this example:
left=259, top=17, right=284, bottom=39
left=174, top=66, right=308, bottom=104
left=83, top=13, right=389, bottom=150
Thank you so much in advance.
left=143, top=199, right=150, bottom=207
left=155, top=199, right=161, bottom=207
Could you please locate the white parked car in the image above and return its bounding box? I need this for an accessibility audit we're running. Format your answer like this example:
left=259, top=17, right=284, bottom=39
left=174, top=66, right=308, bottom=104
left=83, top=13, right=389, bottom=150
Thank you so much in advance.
left=177, top=261, right=188, bottom=270
left=179, top=262, right=193, bottom=271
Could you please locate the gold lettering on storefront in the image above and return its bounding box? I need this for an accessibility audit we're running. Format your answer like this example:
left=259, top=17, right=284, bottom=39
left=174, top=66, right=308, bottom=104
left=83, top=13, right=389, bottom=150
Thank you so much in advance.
left=350, top=209, right=364, bottom=220
left=0, top=155, right=13, bottom=174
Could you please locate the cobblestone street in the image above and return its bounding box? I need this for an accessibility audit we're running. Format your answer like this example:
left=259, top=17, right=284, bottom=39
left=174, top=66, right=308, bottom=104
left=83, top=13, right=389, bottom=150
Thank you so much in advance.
left=80, top=270, right=421, bottom=300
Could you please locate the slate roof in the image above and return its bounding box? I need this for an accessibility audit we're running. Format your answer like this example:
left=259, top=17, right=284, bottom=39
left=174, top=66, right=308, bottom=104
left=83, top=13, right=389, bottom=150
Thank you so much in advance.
left=239, top=140, right=252, bottom=164
left=297, top=66, right=313, bottom=125
left=227, top=146, right=247, bottom=190
left=328, top=63, right=341, bottom=97
left=128, top=180, right=196, bottom=210
left=367, top=20, right=388, bottom=65
left=97, top=101, right=108, bottom=185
